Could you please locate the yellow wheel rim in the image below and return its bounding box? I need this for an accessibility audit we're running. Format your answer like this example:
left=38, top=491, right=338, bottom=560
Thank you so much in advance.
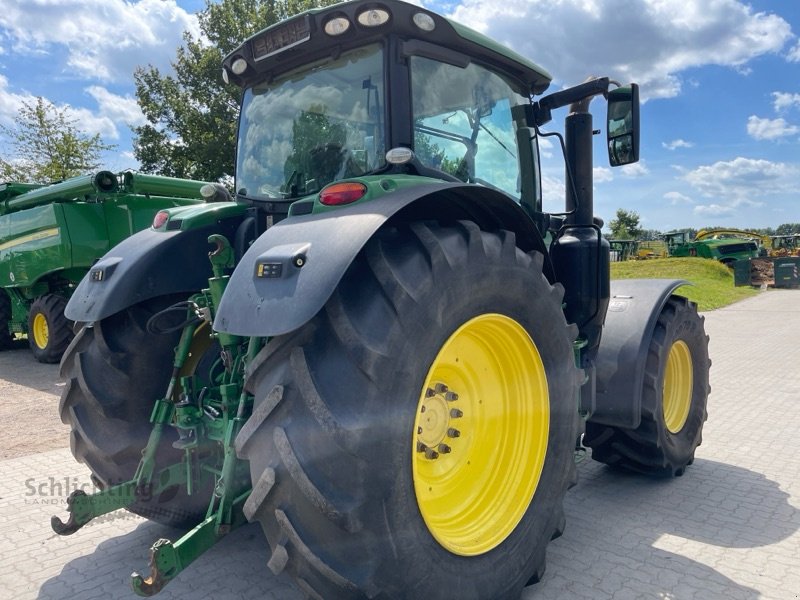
left=32, top=312, right=49, bottom=350
left=663, top=340, right=693, bottom=434
left=412, top=314, right=549, bottom=556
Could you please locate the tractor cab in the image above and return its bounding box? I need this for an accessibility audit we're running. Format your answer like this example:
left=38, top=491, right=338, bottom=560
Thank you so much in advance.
left=234, top=45, right=526, bottom=196
left=224, top=0, right=637, bottom=229
left=226, top=1, right=550, bottom=218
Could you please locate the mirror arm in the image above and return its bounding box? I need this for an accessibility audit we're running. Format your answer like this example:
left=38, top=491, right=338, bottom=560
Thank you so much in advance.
left=533, top=77, right=611, bottom=126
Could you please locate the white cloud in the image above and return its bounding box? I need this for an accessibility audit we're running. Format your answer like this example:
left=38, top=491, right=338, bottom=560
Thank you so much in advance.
left=772, top=92, right=800, bottom=112
left=685, top=157, right=799, bottom=200
left=85, top=86, right=146, bottom=129
left=0, top=77, right=142, bottom=141
left=593, top=167, right=613, bottom=183
left=540, top=172, right=566, bottom=212
left=693, top=204, right=735, bottom=217
left=662, top=139, right=694, bottom=150
left=64, top=107, right=117, bottom=140
left=537, top=135, right=555, bottom=159
left=444, top=0, right=792, bottom=99
left=746, top=115, right=800, bottom=140
left=664, top=191, right=693, bottom=205
left=788, top=41, right=800, bottom=62
left=621, top=162, right=649, bottom=177
left=0, top=74, right=34, bottom=125
left=0, top=0, right=199, bottom=83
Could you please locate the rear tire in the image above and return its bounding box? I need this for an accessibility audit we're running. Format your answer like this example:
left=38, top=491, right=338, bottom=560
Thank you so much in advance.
left=28, top=294, right=73, bottom=363
left=237, top=221, right=580, bottom=599
left=58, top=296, right=211, bottom=526
left=584, top=296, right=709, bottom=476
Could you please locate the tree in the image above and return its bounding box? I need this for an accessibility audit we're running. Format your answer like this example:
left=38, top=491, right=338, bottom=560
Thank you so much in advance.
left=608, top=208, right=643, bottom=239
left=639, top=228, right=663, bottom=241
left=776, top=223, right=800, bottom=235
left=133, top=0, right=339, bottom=183
left=0, top=97, right=115, bottom=183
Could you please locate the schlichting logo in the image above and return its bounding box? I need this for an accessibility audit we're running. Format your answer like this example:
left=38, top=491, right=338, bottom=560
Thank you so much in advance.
left=24, top=477, right=154, bottom=504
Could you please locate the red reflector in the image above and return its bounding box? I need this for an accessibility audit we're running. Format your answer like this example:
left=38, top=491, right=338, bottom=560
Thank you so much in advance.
left=319, top=182, right=367, bottom=206
left=152, top=211, right=169, bottom=229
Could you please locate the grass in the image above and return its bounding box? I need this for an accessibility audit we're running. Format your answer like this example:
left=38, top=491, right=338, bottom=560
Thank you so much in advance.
left=610, top=257, right=758, bottom=311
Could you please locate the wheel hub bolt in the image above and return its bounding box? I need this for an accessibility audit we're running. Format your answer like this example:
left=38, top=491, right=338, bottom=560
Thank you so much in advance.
left=424, top=447, right=440, bottom=460
left=450, top=408, right=463, bottom=419
left=425, top=387, right=436, bottom=398
left=447, top=428, right=460, bottom=438
left=438, top=443, right=451, bottom=454
left=416, top=441, right=427, bottom=453
left=445, top=391, right=458, bottom=402
left=434, top=383, right=448, bottom=394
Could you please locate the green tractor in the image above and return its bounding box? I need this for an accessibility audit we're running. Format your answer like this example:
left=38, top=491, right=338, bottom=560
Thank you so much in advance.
left=52, top=1, right=710, bottom=597
left=0, top=171, right=223, bottom=362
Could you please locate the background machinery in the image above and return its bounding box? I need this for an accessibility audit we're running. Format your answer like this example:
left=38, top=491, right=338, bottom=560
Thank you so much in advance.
left=608, top=239, right=639, bottom=262
left=768, top=234, right=800, bottom=257
left=0, top=171, right=220, bottom=361
left=51, top=1, right=711, bottom=597
left=663, top=228, right=761, bottom=266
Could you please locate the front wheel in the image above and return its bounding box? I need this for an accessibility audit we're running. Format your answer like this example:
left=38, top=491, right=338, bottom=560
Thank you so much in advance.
left=584, top=296, right=710, bottom=476
left=237, top=221, right=581, bottom=599
left=28, top=294, right=73, bottom=363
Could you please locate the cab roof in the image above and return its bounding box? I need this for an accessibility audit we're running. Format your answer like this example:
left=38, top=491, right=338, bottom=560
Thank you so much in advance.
left=223, top=0, right=552, bottom=95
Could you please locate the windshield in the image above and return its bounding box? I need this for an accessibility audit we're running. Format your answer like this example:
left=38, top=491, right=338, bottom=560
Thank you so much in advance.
left=236, top=44, right=385, bottom=200
left=411, top=56, right=527, bottom=197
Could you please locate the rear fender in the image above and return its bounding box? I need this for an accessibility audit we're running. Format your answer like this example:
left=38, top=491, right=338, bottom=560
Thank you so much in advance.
left=65, top=217, right=243, bottom=323
left=214, top=183, right=550, bottom=337
left=590, top=279, right=689, bottom=429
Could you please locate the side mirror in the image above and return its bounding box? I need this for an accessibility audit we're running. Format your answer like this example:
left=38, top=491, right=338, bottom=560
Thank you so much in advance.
left=607, top=84, right=639, bottom=167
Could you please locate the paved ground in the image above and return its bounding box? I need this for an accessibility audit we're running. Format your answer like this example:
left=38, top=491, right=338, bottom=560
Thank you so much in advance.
left=0, top=341, right=65, bottom=459
left=0, top=290, right=799, bottom=599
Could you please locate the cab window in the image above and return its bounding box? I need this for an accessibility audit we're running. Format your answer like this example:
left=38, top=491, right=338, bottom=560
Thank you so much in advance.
left=410, top=56, right=527, bottom=198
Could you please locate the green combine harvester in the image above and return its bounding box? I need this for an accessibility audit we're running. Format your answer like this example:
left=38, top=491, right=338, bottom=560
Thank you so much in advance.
left=0, top=171, right=223, bottom=362
left=51, top=1, right=711, bottom=597
left=663, top=229, right=761, bottom=266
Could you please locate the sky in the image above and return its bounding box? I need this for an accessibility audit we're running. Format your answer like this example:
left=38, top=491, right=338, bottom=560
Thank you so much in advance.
left=0, top=0, right=798, bottom=232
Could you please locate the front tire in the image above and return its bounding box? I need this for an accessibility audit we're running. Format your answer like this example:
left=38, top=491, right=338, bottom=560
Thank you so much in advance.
left=58, top=296, right=211, bottom=526
left=28, top=294, right=73, bottom=363
left=584, top=296, right=709, bottom=476
left=236, top=221, right=580, bottom=599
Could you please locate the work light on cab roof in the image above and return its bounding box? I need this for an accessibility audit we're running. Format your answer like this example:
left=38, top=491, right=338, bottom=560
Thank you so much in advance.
left=357, top=8, right=390, bottom=27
